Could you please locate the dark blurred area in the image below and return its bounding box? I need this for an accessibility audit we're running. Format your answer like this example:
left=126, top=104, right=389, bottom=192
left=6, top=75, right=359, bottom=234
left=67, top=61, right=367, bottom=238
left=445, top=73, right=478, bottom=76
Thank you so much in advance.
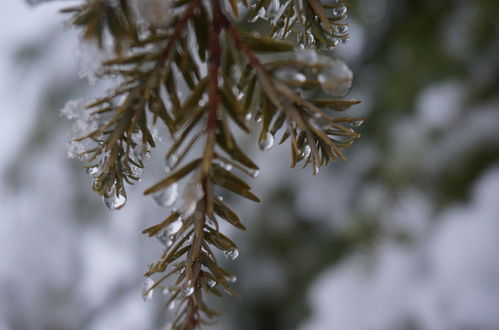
left=1, top=1, right=498, bottom=330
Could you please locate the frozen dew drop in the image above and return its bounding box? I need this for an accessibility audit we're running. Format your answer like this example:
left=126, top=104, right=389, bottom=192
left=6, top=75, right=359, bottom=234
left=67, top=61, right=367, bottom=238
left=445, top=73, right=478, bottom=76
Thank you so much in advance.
left=275, top=68, right=307, bottom=84
left=224, top=247, right=239, bottom=260
left=259, top=132, right=275, bottom=151
left=248, top=169, right=260, bottom=178
left=254, top=112, right=263, bottom=123
left=183, top=283, right=195, bottom=297
left=155, top=230, right=173, bottom=247
left=162, top=288, right=170, bottom=296
left=152, top=183, right=178, bottom=207
left=296, top=48, right=319, bottom=64
left=85, top=166, right=99, bottom=177
left=167, top=300, right=176, bottom=310
left=164, top=153, right=178, bottom=172
left=103, top=189, right=127, bottom=211
left=167, top=216, right=183, bottom=236
left=313, top=164, right=320, bottom=175
left=226, top=274, right=237, bottom=283
left=301, top=145, right=311, bottom=159
left=245, top=112, right=253, bottom=121
left=336, top=25, right=348, bottom=34
left=336, top=5, right=347, bottom=16
left=318, top=59, right=353, bottom=97
left=142, top=278, right=155, bottom=301
left=207, top=279, right=217, bottom=288
left=351, top=119, right=364, bottom=127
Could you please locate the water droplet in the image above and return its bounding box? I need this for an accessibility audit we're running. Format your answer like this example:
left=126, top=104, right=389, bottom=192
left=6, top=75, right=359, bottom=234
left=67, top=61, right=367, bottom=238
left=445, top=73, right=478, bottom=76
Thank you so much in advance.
left=259, top=132, right=274, bottom=151
left=164, top=153, right=178, bottom=172
left=275, top=68, right=307, bottom=84
left=313, top=165, right=320, bottom=175
left=207, top=279, right=217, bottom=288
left=336, top=25, right=348, bottom=34
left=142, top=278, right=154, bottom=301
left=103, top=188, right=127, bottom=211
left=152, top=183, right=178, bottom=207
left=226, top=274, right=237, bottom=283
left=85, top=166, right=99, bottom=177
left=335, top=5, right=347, bottom=16
left=217, top=196, right=224, bottom=201
left=155, top=230, right=173, bottom=247
left=162, top=288, right=170, bottom=296
left=254, top=112, right=263, bottom=123
left=351, top=120, right=364, bottom=127
left=245, top=112, right=253, bottom=121
left=301, top=145, right=311, bottom=159
left=248, top=169, right=260, bottom=178
left=224, top=247, right=239, bottom=260
left=167, top=300, right=176, bottom=310
left=296, top=48, right=319, bottom=64
left=183, top=285, right=195, bottom=297
left=318, top=59, right=353, bottom=97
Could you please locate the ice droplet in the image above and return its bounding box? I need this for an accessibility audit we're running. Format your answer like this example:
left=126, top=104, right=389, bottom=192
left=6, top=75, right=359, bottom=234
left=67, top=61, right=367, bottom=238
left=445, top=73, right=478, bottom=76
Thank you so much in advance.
left=224, top=247, right=239, bottom=260
left=152, top=183, right=178, bottom=207
left=296, top=48, right=319, bottom=64
left=301, top=145, right=311, bottom=159
left=275, top=68, right=307, bottom=84
left=318, top=59, right=353, bottom=97
left=226, top=274, right=237, bottom=283
left=164, top=153, right=178, bottom=172
left=335, top=5, right=347, bottom=17
left=336, top=25, right=348, bottom=34
left=351, top=119, right=364, bottom=127
left=162, top=288, right=170, bottom=296
left=259, top=132, right=274, bottom=151
left=103, top=189, right=127, bottom=211
left=207, top=279, right=217, bottom=288
left=142, top=278, right=155, bottom=301
left=313, top=165, right=320, bottom=175
left=245, top=112, right=253, bottom=121
left=155, top=230, right=173, bottom=247
left=183, top=284, right=195, bottom=297
left=249, top=169, right=260, bottom=178
left=167, top=300, right=175, bottom=310
left=85, top=166, right=99, bottom=177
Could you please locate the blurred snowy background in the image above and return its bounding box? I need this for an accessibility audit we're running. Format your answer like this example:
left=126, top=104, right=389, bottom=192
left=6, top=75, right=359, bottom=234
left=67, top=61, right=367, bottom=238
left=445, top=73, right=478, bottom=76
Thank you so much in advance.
left=1, top=1, right=499, bottom=329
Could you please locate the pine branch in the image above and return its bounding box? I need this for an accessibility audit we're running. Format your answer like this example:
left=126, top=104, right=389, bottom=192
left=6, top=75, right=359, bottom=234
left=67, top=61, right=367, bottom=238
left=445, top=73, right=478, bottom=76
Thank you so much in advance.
left=58, top=1, right=363, bottom=329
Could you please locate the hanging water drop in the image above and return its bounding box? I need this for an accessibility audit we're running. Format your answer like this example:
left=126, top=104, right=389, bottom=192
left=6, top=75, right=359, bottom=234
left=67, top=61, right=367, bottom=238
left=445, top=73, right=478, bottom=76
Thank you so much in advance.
left=351, top=119, right=364, bottom=127
left=259, top=132, right=274, bottom=151
left=162, top=288, right=170, bottom=296
left=248, top=169, right=260, bottom=178
left=254, top=112, right=263, bottom=123
left=103, top=188, right=127, bottom=211
left=155, top=230, right=173, bottom=247
left=183, top=283, right=195, bottom=297
left=226, top=274, right=237, bottom=283
left=245, top=112, right=253, bottom=121
left=85, top=166, right=99, bottom=177
left=336, top=25, right=348, bottom=34
left=296, top=48, right=319, bottom=64
left=164, top=153, right=178, bottom=172
left=336, top=5, right=347, bottom=16
left=301, top=145, right=311, bottom=159
left=318, top=59, right=353, bottom=97
left=207, top=279, right=217, bottom=288
left=142, top=278, right=155, bottom=301
left=167, top=300, right=176, bottom=310
left=275, top=68, right=307, bottom=84
left=152, top=183, right=178, bottom=207
left=313, top=165, right=320, bottom=175
left=224, top=247, right=239, bottom=260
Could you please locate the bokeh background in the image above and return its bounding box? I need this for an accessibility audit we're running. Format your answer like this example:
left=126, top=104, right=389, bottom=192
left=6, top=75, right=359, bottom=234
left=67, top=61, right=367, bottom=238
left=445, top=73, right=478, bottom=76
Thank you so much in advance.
left=1, top=1, right=499, bottom=329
